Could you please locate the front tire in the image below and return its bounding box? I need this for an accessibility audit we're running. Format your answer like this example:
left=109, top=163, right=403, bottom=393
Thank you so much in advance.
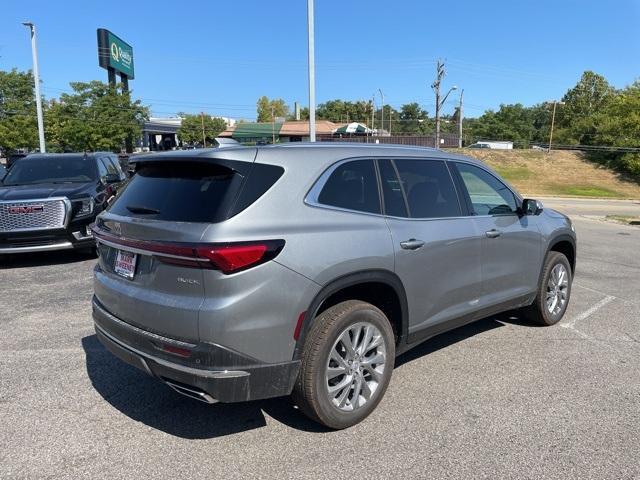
left=524, top=251, right=572, bottom=326
left=292, top=300, right=395, bottom=429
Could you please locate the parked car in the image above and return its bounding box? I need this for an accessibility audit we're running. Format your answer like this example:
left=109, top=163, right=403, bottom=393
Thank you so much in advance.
left=6, top=152, right=27, bottom=169
left=0, top=152, right=126, bottom=255
left=91, top=144, right=576, bottom=429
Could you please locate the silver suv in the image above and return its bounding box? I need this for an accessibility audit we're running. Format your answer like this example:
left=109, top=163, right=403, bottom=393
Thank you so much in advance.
left=92, top=144, right=576, bottom=429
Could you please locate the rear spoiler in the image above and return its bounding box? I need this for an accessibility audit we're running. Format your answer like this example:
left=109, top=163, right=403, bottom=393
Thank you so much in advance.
left=128, top=148, right=257, bottom=174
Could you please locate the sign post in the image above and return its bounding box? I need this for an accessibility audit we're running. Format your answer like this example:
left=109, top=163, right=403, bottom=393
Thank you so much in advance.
left=97, top=29, right=135, bottom=151
left=97, top=28, right=135, bottom=91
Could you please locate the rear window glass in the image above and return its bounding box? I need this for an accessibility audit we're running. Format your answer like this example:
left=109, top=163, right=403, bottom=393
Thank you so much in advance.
left=109, top=162, right=243, bottom=223
left=317, top=159, right=380, bottom=214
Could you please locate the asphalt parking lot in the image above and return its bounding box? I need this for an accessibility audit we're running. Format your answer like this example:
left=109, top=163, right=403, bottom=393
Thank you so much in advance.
left=1, top=199, right=638, bottom=479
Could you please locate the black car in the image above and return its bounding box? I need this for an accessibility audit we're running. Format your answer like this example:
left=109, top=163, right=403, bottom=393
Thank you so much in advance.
left=0, top=152, right=126, bottom=255
left=6, top=152, right=27, bottom=169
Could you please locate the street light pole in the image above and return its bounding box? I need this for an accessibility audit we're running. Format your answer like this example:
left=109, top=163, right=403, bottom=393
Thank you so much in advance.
left=22, top=22, right=46, bottom=153
left=548, top=100, right=565, bottom=153
left=458, top=89, right=464, bottom=148
left=307, top=0, right=316, bottom=142
left=378, top=89, right=384, bottom=134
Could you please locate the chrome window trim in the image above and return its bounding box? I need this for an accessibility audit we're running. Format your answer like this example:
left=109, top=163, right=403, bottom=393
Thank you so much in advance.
left=0, top=196, right=71, bottom=232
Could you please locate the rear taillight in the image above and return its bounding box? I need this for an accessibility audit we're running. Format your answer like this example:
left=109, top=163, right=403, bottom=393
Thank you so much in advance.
left=196, top=244, right=268, bottom=273
left=92, top=226, right=284, bottom=274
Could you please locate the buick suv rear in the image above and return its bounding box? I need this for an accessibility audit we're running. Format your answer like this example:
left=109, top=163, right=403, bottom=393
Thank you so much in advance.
left=92, top=144, right=576, bottom=429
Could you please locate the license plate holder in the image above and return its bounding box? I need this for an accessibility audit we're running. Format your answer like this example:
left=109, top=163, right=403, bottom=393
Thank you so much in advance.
left=114, top=250, right=137, bottom=279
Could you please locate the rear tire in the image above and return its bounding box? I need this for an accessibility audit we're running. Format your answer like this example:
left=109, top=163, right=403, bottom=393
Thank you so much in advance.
left=292, top=300, right=395, bottom=429
left=524, top=251, right=572, bottom=326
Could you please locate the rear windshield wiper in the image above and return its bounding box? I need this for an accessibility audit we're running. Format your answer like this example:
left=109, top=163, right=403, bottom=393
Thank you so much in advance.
left=126, top=205, right=161, bottom=215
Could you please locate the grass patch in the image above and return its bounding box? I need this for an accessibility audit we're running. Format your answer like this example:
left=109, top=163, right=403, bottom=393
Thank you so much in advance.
left=493, top=166, right=533, bottom=181
left=559, top=185, right=622, bottom=198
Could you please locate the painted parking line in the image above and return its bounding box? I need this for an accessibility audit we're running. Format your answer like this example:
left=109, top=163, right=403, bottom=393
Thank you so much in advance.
left=561, top=295, right=615, bottom=330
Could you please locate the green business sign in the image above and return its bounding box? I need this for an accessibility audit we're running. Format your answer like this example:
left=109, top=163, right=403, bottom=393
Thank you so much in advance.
left=97, top=29, right=135, bottom=79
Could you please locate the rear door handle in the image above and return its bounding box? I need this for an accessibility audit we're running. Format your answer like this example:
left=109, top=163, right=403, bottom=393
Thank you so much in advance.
left=485, top=229, right=501, bottom=238
left=400, top=238, right=425, bottom=250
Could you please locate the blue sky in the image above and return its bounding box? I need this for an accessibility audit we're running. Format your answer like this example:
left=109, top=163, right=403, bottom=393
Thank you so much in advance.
left=1, top=0, right=638, bottom=120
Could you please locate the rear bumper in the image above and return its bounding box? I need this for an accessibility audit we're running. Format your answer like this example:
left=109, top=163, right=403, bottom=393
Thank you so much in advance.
left=92, top=297, right=300, bottom=403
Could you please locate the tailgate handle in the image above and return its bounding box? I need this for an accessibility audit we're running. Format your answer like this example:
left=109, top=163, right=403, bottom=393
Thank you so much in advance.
left=485, top=229, right=501, bottom=239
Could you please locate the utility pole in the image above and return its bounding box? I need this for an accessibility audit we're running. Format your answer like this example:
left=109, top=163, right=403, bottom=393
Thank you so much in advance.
left=271, top=105, right=276, bottom=144
left=200, top=112, right=207, bottom=148
left=432, top=60, right=445, bottom=148
left=22, top=22, right=46, bottom=153
left=371, top=96, right=375, bottom=134
left=431, top=60, right=457, bottom=149
left=458, top=89, right=464, bottom=148
left=378, top=88, right=384, bottom=134
left=548, top=100, right=565, bottom=153
left=307, top=0, right=316, bottom=142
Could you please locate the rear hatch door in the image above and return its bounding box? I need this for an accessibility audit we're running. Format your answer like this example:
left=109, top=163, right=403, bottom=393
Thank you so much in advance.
left=93, top=152, right=256, bottom=342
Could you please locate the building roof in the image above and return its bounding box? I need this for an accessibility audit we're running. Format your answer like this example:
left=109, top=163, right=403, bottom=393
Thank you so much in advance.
left=219, top=120, right=349, bottom=138
left=226, top=122, right=282, bottom=140
left=279, top=120, right=343, bottom=136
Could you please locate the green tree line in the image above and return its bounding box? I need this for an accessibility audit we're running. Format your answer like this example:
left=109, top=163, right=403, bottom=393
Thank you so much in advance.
left=0, top=69, right=148, bottom=154
left=257, top=70, right=640, bottom=176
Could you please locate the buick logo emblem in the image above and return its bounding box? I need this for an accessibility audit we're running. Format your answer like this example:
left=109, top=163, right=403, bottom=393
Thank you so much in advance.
left=8, top=205, right=44, bottom=214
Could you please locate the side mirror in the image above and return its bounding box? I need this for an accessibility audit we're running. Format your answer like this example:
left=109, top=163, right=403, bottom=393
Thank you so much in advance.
left=103, top=173, right=120, bottom=184
left=522, top=198, right=544, bottom=216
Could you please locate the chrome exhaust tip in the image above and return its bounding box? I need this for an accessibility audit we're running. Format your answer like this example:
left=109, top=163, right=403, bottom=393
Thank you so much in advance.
left=163, top=379, right=216, bottom=404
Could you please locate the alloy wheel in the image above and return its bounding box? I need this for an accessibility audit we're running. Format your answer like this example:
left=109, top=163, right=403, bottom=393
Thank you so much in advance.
left=546, top=263, right=569, bottom=316
left=325, top=322, right=387, bottom=412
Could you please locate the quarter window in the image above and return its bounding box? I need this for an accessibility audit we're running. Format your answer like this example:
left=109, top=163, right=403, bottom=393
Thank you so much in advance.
left=455, top=162, right=517, bottom=215
left=393, top=159, right=461, bottom=218
left=317, top=160, right=380, bottom=214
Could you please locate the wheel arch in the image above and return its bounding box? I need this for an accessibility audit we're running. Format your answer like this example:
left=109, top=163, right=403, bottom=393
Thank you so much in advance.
left=292, top=269, right=409, bottom=360
left=547, top=234, right=576, bottom=273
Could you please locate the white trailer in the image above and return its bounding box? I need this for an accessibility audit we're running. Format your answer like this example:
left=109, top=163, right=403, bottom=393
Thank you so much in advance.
left=469, top=140, right=513, bottom=150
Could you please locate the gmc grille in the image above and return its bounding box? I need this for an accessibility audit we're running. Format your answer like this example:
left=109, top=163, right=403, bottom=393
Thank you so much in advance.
left=0, top=198, right=69, bottom=233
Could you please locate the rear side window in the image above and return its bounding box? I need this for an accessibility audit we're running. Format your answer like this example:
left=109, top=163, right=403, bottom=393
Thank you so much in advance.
left=394, top=159, right=461, bottom=218
left=317, top=159, right=380, bottom=214
left=109, top=161, right=282, bottom=223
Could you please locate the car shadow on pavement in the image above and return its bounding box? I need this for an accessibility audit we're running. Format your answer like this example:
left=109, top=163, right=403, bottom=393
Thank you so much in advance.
left=81, top=311, right=534, bottom=438
left=0, top=249, right=95, bottom=269
left=395, top=311, right=530, bottom=367
left=81, top=335, right=329, bottom=439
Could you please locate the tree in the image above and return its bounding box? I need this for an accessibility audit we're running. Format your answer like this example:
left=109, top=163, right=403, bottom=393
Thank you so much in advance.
left=0, top=69, right=39, bottom=154
left=590, top=82, right=640, bottom=176
left=468, top=103, right=536, bottom=146
left=396, top=102, right=431, bottom=135
left=316, top=99, right=371, bottom=124
left=555, top=71, right=615, bottom=144
left=256, top=96, right=289, bottom=122
left=178, top=114, right=227, bottom=146
left=46, top=81, right=148, bottom=152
